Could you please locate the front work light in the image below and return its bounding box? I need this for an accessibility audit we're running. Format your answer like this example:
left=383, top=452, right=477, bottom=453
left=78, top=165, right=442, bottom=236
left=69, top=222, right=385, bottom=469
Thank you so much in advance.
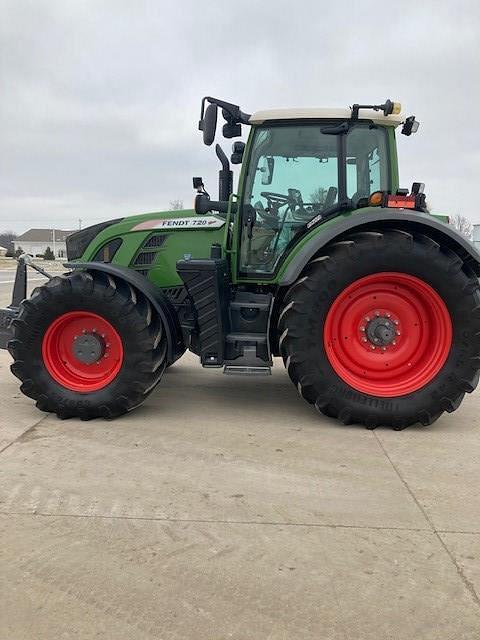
left=402, top=115, right=420, bottom=136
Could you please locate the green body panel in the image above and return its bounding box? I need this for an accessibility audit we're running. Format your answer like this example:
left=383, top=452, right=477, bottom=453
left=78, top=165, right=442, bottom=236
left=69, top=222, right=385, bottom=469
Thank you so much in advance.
left=80, top=209, right=225, bottom=288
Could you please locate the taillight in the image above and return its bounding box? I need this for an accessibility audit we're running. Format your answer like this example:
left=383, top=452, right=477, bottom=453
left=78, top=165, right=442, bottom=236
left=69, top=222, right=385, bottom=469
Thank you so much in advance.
left=385, top=195, right=417, bottom=209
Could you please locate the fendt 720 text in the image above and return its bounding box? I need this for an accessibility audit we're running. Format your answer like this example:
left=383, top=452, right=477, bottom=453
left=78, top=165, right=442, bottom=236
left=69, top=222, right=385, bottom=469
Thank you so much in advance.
left=1, top=97, right=479, bottom=429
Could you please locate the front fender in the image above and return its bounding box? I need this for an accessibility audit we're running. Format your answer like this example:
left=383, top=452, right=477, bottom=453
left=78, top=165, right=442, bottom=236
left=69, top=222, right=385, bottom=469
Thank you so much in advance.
left=278, top=208, right=480, bottom=285
left=65, top=262, right=183, bottom=362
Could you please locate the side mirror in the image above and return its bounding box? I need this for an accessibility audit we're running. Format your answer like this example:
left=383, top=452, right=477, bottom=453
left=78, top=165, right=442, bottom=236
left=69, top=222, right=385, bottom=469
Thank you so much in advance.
left=260, top=156, right=275, bottom=185
left=202, top=104, right=218, bottom=146
left=231, top=141, right=245, bottom=165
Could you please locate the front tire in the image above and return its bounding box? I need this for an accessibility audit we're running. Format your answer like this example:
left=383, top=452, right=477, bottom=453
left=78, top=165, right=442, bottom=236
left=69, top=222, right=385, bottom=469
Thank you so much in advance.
left=278, top=229, right=480, bottom=429
left=9, top=270, right=168, bottom=420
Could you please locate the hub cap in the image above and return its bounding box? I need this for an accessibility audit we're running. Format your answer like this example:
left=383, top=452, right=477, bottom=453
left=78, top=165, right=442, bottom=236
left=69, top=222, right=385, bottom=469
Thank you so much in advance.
left=42, top=311, right=123, bottom=392
left=323, top=272, right=452, bottom=397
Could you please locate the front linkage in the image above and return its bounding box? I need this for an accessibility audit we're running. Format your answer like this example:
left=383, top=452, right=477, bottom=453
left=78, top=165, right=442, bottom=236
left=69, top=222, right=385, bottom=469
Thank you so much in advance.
left=0, top=255, right=52, bottom=349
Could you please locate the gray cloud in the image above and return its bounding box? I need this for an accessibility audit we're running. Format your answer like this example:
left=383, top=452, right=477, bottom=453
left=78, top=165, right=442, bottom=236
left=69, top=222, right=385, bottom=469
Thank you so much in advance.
left=1, top=0, right=479, bottom=232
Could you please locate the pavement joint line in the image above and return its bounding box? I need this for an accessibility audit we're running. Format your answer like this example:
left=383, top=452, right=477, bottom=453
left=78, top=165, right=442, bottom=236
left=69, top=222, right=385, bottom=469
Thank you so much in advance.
left=0, top=414, right=49, bottom=456
left=0, top=509, right=435, bottom=532
left=1, top=509, right=478, bottom=536
left=373, top=431, right=480, bottom=608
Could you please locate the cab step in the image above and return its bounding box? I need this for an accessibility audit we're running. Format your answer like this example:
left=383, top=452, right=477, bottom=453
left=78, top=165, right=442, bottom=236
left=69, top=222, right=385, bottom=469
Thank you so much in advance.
left=223, top=336, right=272, bottom=375
left=223, top=364, right=271, bottom=376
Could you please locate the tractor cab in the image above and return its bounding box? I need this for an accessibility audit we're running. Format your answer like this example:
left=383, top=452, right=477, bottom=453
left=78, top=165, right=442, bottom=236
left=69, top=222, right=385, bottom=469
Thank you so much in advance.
left=195, top=97, right=420, bottom=280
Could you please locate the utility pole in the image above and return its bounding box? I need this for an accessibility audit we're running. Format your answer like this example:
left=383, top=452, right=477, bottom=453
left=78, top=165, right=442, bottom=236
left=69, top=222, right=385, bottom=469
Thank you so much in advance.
left=52, top=229, right=56, bottom=259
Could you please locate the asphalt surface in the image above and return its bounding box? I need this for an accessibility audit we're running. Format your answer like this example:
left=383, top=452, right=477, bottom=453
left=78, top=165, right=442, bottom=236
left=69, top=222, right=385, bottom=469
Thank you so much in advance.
left=1, top=277, right=480, bottom=639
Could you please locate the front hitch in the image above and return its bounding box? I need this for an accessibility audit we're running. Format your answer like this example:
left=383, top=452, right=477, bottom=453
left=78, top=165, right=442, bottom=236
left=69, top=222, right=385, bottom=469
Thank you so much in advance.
left=0, top=256, right=52, bottom=350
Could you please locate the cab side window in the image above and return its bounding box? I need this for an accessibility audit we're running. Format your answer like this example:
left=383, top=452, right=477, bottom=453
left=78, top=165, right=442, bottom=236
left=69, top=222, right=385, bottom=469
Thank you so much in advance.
left=346, top=126, right=388, bottom=200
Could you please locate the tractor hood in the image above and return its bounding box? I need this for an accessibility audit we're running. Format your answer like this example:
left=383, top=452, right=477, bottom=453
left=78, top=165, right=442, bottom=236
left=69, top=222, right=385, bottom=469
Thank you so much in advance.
left=66, top=209, right=226, bottom=261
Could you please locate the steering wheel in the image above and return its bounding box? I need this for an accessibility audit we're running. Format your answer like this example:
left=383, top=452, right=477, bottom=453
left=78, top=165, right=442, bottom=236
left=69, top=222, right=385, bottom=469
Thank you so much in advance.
left=260, top=191, right=291, bottom=205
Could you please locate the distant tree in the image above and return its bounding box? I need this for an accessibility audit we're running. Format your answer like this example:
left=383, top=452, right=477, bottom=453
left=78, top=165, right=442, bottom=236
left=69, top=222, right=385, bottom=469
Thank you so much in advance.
left=14, top=246, right=24, bottom=259
left=0, top=230, right=17, bottom=257
left=169, top=199, right=184, bottom=211
left=43, top=246, right=55, bottom=261
left=451, top=214, right=473, bottom=239
left=310, top=187, right=326, bottom=204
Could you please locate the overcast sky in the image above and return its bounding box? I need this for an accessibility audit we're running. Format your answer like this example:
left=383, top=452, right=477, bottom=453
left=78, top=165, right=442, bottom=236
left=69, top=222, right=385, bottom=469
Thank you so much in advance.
left=1, top=0, right=479, bottom=233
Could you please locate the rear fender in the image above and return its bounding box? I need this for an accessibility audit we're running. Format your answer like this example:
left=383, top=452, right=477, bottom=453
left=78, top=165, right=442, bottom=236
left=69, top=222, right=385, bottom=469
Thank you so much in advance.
left=65, top=262, right=183, bottom=361
left=278, top=209, right=480, bottom=285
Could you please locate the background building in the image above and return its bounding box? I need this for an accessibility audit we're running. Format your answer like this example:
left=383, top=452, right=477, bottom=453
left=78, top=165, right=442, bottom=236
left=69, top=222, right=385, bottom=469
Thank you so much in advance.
left=0, top=246, right=7, bottom=257
left=13, top=229, right=74, bottom=259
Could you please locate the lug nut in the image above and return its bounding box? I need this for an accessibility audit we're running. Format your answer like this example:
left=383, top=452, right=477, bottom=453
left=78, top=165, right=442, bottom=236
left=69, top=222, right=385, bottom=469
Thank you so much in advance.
left=360, top=326, right=365, bottom=332
left=362, top=337, right=368, bottom=343
left=365, top=316, right=370, bottom=322
left=394, top=320, right=399, bottom=325
left=370, top=344, right=376, bottom=350
left=396, top=331, right=401, bottom=336
left=381, top=346, right=387, bottom=351
left=392, top=340, right=397, bottom=345
left=386, top=313, right=391, bottom=318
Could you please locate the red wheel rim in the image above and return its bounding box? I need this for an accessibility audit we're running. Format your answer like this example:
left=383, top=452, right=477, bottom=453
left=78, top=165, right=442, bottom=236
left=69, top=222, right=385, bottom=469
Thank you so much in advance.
left=42, top=311, right=123, bottom=392
left=323, top=272, right=452, bottom=397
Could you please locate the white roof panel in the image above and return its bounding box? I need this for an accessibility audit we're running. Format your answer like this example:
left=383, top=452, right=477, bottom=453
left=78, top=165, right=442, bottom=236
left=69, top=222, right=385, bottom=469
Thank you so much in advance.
left=249, top=107, right=404, bottom=127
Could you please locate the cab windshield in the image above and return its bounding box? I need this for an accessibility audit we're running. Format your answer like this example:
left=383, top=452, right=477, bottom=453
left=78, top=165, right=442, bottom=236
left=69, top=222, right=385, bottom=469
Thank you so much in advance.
left=240, top=122, right=389, bottom=275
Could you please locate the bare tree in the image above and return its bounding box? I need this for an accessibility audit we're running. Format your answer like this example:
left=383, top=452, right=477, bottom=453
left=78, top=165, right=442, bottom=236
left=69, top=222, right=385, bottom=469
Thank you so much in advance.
left=310, top=187, right=326, bottom=204
left=450, top=214, right=473, bottom=240
left=169, top=199, right=184, bottom=211
left=0, top=230, right=17, bottom=257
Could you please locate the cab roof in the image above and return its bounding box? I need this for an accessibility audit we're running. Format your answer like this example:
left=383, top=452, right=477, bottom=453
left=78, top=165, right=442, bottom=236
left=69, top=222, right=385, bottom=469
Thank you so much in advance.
left=249, top=107, right=404, bottom=127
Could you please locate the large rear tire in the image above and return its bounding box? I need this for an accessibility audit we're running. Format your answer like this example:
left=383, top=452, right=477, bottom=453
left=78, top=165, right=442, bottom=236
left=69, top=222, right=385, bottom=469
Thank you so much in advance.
left=278, top=229, right=480, bottom=429
left=9, top=270, right=168, bottom=420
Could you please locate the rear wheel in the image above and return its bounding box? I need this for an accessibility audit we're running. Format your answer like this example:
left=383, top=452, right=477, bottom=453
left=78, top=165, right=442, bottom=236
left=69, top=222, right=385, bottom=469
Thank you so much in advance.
left=9, top=270, right=168, bottom=420
left=278, top=229, right=480, bottom=429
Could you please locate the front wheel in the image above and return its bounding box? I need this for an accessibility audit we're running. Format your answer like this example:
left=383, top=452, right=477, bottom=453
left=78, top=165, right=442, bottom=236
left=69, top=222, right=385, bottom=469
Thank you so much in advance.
left=9, top=270, right=168, bottom=420
left=278, top=229, right=480, bottom=429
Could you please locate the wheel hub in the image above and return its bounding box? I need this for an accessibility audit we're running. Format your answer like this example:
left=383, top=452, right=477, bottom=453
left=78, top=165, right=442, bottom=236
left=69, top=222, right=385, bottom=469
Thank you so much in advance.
left=72, top=332, right=105, bottom=365
left=323, top=272, right=452, bottom=397
left=365, top=315, right=397, bottom=347
left=42, top=311, right=123, bottom=392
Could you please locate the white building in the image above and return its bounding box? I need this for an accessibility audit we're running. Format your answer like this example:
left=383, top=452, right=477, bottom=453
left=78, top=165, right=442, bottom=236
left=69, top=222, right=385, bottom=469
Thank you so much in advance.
left=13, top=229, right=74, bottom=259
left=0, top=246, right=7, bottom=257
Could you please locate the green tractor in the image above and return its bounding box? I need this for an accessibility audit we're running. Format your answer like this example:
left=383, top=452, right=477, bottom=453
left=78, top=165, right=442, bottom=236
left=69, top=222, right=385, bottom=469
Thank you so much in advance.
left=2, top=97, right=480, bottom=429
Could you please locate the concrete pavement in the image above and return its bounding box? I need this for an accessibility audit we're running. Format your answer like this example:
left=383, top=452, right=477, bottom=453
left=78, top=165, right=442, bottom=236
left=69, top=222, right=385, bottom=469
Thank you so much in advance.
left=1, top=347, right=480, bottom=639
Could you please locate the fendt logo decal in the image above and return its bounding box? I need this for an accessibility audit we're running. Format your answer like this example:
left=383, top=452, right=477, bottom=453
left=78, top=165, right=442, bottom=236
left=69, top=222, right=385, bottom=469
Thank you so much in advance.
left=132, top=217, right=226, bottom=231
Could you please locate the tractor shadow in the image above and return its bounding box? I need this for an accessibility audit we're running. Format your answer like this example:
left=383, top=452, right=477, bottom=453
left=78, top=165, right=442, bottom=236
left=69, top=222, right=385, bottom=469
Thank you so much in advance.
left=134, top=356, right=457, bottom=434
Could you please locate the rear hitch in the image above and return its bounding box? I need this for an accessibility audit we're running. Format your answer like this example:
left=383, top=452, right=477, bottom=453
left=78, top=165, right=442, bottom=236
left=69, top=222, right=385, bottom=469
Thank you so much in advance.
left=0, top=255, right=52, bottom=350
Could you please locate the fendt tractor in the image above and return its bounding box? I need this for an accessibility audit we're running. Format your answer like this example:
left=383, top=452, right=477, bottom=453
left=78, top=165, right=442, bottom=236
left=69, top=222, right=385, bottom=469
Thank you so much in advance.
left=1, top=97, right=480, bottom=429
